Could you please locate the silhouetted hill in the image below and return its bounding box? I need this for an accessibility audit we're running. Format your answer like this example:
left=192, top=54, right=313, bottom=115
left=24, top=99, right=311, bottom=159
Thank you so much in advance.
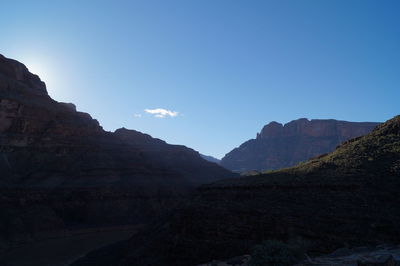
left=200, top=154, right=221, bottom=164
left=221, top=118, right=380, bottom=172
left=0, top=54, right=235, bottom=253
left=74, top=115, right=400, bottom=266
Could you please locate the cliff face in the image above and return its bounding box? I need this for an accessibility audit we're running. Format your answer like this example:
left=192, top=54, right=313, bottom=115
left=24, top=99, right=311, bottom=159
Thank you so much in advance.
left=75, top=116, right=400, bottom=266
left=257, top=118, right=378, bottom=139
left=221, top=118, right=380, bottom=172
left=0, top=54, right=234, bottom=251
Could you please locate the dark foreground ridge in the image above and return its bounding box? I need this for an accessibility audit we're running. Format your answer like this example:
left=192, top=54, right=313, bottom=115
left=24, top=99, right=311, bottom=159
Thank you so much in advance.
left=74, top=115, right=400, bottom=265
left=0, top=54, right=235, bottom=253
left=221, top=118, right=380, bottom=172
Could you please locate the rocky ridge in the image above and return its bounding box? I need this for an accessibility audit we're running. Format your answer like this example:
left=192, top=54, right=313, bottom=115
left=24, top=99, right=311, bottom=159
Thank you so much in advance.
left=221, top=118, right=379, bottom=172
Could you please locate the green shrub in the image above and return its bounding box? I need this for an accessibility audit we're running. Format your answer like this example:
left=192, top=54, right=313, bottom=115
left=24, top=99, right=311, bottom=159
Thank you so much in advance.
left=249, top=240, right=297, bottom=266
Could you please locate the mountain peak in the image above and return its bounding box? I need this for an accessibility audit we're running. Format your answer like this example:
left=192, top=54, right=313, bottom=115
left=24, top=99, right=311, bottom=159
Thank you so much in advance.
left=0, top=54, right=47, bottom=95
left=256, top=121, right=283, bottom=138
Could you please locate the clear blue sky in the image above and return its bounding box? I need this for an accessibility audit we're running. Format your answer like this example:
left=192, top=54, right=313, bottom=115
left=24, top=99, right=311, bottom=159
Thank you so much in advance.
left=1, top=0, right=399, bottom=158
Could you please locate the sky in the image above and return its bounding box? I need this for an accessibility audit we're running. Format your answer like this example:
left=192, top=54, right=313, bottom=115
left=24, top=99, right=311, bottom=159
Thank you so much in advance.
left=1, top=0, right=399, bottom=158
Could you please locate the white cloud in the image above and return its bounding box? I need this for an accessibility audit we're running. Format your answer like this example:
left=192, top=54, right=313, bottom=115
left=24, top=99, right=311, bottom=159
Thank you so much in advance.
left=134, top=113, right=142, bottom=118
left=144, top=108, right=179, bottom=118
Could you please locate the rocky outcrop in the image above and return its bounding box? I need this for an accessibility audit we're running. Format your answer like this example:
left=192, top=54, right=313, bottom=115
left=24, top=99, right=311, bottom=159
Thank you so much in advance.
left=73, top=116, right=400, bottom=266
left=221, top=118, right=380, bottom=172
left=199, top=245, right=400, bottom=266
left=297, top=245, right=400, bottom=266
left=0, top=54, right=235, bottom=253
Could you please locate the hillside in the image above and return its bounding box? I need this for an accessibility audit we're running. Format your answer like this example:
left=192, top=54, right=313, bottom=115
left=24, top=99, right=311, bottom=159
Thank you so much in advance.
left=221, top=118, right=380, bottom=172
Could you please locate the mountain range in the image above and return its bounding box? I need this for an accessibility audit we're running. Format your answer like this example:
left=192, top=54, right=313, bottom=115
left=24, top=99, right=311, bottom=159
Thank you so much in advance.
left=73, top=115, right=400, bottom=265
left=221, top=118, right=380, bottom=172
left=1, top=54, right=399, bottom=266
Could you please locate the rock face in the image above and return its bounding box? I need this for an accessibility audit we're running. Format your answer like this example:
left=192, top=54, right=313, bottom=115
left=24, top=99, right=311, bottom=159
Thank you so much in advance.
left=74, top=115, right=400, bottom=266
left=0, top=54, right=235, bottom=252
left=221, top=118, right=380, bottom=172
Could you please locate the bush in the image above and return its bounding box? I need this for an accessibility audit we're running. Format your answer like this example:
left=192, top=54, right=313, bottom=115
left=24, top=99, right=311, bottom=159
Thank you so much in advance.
left=249, top=240, right=297, bottom=266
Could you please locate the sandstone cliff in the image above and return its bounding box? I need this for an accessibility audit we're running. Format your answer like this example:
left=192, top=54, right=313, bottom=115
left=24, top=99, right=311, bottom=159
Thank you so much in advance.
left=221, top=118, right=380, bottom=172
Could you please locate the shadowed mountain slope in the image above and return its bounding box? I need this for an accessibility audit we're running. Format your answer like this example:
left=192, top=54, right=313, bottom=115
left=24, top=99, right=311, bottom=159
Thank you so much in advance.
left=74, top=115, right=400, bottom=266
left=0, top=54, right=235, bottom=253
left=0, top=54, right=232, bottom=188
left=221, top=118, right=380, bottom=172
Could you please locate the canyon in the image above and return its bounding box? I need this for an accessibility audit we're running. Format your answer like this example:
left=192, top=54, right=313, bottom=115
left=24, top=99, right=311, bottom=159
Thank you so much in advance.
left=74, top=115, right=400, bottom=265
left=0, top=54, right=235, bottom=257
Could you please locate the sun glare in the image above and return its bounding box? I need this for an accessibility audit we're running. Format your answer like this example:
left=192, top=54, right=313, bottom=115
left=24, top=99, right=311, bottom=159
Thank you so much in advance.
left=22, top=57, right=60, bottom=99
left=25, top=61, right=50, bottom=83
